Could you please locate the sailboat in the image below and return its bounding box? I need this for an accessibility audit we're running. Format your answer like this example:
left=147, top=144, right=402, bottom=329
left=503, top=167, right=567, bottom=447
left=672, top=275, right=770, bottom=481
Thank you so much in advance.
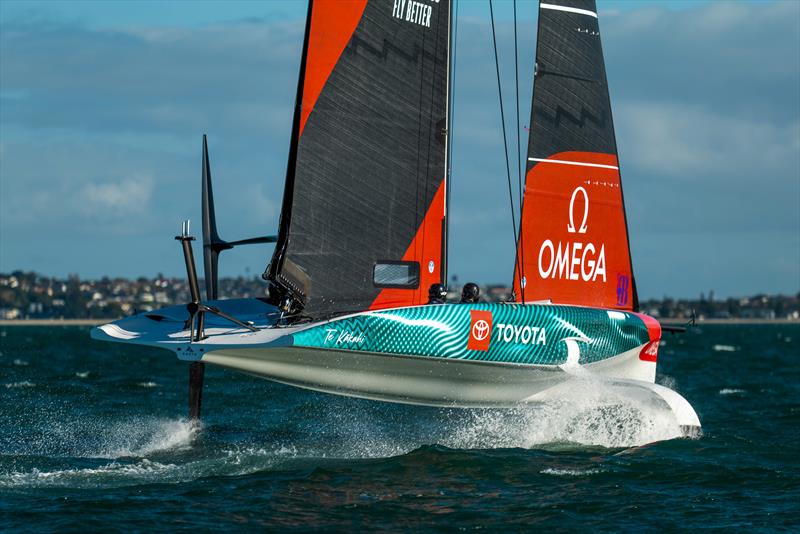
left=92, top=0, right=701, bottom=432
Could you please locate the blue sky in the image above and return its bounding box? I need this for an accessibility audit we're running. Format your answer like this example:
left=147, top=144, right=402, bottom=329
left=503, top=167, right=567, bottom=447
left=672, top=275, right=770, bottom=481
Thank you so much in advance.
left=1, top=0, right=798, bottom=299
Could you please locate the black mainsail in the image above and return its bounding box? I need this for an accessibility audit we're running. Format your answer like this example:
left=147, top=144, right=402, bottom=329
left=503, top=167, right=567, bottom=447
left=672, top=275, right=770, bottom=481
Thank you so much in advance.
left=513, top=0, right=638, bottom=311
left=265, top=0, right=451, bottom=318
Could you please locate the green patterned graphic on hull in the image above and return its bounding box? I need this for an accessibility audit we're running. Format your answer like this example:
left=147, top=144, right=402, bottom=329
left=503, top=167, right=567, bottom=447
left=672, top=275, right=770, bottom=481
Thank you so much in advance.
left=291, top=304, right=653, bottom=366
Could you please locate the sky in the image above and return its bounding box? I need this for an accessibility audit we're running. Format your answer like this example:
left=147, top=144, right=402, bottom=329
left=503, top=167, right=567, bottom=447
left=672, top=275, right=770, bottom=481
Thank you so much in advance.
left=1, top=0, right=798, bottom=299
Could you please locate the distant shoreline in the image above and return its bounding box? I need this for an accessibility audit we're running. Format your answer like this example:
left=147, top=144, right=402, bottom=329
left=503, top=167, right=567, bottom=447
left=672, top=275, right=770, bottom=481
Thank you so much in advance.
left=660, top=318, right=799, bottom=325
left=0, top=317, right=797, bottom=327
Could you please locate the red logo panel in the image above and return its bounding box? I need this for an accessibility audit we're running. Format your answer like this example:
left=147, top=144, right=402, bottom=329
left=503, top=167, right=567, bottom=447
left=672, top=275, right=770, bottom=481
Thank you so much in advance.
left=468, top=310, right=493, bottom=352
left=639, top=340, right=659, bottom=362
left=513, top=151, right=634, bottom=310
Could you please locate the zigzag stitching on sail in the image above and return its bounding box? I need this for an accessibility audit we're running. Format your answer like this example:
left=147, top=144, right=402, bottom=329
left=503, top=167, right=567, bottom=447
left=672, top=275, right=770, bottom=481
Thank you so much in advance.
left=348, top=35, right=440, bottom=67
left=535, top=104, right=608, bottom=130
left=537, top=64, right=599, bottom=84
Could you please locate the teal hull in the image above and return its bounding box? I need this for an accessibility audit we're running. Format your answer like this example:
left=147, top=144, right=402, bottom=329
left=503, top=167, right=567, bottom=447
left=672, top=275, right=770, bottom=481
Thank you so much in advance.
left=292, top=303, right=657, bottom=367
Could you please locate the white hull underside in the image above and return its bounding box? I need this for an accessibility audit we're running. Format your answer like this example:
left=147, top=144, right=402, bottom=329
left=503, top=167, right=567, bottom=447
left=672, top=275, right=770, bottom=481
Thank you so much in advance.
left=201, top=344, right=701, bottom=429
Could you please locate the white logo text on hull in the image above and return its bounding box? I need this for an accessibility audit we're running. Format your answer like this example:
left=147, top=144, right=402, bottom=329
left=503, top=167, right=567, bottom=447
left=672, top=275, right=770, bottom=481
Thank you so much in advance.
left=495, top=324, right=547, bottom=346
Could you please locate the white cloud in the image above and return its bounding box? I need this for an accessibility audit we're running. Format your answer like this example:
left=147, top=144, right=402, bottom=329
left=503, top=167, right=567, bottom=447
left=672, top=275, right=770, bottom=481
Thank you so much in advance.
left=617, top=101, right=800, bottom=178
left=82, top=175, right=153, bottom=216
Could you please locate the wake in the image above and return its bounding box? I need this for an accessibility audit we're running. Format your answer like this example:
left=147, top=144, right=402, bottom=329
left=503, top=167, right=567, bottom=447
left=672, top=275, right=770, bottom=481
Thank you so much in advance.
left=0, top=376, right=697, bottom=489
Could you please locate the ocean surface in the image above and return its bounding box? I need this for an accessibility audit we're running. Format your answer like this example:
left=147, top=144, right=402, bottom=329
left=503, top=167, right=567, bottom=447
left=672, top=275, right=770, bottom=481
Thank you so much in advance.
left=1, top=324, right=798, bottom=531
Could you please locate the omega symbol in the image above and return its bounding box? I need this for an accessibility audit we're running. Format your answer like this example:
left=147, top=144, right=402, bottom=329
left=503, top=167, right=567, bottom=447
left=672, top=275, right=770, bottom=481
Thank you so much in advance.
left=567, top=186, right=589, bottom=234
left=472, top=320, right=490, bottom=341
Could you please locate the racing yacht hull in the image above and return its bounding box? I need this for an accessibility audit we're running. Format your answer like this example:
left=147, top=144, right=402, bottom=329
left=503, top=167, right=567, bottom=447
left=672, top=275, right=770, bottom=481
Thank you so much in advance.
left=91, top=298, right=700, bottom=429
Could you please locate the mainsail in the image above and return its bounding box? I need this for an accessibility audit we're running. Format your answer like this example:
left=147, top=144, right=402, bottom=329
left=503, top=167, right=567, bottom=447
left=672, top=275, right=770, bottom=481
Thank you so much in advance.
left=265, top=0, right=451, bottom=318
left=513, top=0, right=638, bottom=311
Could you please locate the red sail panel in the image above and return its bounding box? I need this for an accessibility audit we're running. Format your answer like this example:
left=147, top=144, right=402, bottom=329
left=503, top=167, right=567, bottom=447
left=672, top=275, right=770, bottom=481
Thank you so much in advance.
left=369, top=180, right=445, bottom=311
left=513, top=152, right=634, bottom=310
left=266, top=0, right=451, bottom=319
left=299, top=0, right=367, bottom=138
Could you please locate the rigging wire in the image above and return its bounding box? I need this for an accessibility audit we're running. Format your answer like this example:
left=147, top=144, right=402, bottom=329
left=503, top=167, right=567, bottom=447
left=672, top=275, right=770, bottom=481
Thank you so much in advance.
left=513, top=0, right=522, bottom=208
left=489, top=0, right=522, bottom=296
left=445, top=0, right=459, bottom=288
left=512, top=0, right=526, bottom=303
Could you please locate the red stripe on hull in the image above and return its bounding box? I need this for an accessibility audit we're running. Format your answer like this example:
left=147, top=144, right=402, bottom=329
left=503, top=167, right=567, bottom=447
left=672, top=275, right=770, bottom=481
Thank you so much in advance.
left=639, top=340, right=659, bottom=362
left=634, top=313, right=660, bottom=362
left=633, top=312, right=662, bottom=342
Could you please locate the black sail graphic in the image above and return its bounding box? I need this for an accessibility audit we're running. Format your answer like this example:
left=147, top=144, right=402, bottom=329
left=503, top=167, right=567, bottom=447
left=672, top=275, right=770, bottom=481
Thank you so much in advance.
left=265, top=0, right=451, bottom=319
left=514, top=0, right=638, bottom=311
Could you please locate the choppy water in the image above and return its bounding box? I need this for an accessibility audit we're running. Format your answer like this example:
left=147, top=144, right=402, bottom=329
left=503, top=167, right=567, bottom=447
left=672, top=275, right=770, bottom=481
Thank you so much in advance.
left=1, top=325, right=798, bottom=531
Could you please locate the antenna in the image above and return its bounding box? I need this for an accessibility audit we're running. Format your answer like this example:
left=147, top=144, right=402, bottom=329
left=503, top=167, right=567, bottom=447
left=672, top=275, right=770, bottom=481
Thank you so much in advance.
left=200, top=134, right=278, bottom=300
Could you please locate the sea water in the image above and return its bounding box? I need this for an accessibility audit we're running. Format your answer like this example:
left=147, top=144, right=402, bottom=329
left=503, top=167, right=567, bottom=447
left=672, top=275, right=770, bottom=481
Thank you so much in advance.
left=1, top=325, right=798, bottom=530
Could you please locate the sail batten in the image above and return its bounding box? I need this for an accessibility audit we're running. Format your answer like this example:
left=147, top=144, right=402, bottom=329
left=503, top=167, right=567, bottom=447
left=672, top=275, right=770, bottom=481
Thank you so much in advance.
left=514, top=0, right=638, bottom=311
left=267, top=0, right=451, bottom=319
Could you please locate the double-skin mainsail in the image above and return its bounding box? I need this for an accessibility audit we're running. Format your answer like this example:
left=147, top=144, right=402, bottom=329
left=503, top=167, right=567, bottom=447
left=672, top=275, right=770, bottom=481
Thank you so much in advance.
left=266, top=0, right=452, bottom=319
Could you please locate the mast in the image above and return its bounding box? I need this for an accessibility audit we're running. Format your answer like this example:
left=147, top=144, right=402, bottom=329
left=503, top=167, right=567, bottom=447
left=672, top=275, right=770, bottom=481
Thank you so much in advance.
left=442, top=0, right=455, bottom=288
left=264, top=0, right=315, bottom=291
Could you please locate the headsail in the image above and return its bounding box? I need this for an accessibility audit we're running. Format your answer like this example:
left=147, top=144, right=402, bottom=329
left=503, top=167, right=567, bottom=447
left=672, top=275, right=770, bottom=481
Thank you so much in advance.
left=513, top=0, right=637, bottom=311
left=266, top=0, right=451, bottom=318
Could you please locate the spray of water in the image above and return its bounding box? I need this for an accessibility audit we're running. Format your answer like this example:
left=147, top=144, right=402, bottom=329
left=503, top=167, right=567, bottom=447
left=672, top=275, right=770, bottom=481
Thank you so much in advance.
left=440, top=379, right=685, bottom=450
left=1, top=376, right=691, bottom=489
left=0, top=460, right=182, bottom=489
left=2, top=413, right=198, bottom=459
left=279, top=374, right=688, bottom=460
left=0, top=415, right=200, bottom=489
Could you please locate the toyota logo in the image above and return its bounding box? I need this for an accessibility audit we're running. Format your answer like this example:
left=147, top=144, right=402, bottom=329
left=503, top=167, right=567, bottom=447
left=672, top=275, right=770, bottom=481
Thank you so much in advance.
left=472, top=319, right=490, bottom=341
